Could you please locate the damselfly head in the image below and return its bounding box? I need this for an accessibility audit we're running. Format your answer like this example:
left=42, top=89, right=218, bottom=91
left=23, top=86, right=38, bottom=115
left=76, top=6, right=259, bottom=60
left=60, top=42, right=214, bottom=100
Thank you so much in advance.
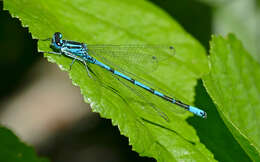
left=50, top=32, right=63, bottom=51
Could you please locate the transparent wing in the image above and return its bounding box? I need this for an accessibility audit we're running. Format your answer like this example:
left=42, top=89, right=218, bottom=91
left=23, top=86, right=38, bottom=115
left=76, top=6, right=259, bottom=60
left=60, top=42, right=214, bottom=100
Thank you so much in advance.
left=88, top=64, right=170, bottom=121
left=88, top=45, right=186, bottom=115
left=114, top=75, right=169, bottom=121
left=87, top=44, right=175, bottom=73
left=87, top=44, right=178, bottom=99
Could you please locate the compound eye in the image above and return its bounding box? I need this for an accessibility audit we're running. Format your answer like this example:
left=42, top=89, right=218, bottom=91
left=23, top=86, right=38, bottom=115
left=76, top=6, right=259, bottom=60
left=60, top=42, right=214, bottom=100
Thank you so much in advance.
left=54, top=32, right=63, bottom=46
left=54, top=33, right=60, bottom=40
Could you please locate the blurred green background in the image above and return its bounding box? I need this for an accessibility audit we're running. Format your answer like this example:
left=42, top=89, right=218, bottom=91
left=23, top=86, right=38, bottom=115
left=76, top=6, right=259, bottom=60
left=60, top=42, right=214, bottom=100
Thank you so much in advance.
left=0, top=0, right=258, bottom=162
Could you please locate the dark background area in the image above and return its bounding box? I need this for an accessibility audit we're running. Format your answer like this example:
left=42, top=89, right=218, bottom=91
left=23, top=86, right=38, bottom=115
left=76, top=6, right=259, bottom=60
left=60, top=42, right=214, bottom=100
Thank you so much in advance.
left=0, top=0, right=252, bottom=162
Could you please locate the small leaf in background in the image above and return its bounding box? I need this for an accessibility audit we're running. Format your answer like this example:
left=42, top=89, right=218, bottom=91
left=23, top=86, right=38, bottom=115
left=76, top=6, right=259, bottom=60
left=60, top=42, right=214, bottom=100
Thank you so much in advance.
left=0, top=126, right=48, bottom=162
left=4, top=0, right=214, bottom=161
left=203, top=34, right=260, bottom=161
left=198, top=0, right=260, bottom=62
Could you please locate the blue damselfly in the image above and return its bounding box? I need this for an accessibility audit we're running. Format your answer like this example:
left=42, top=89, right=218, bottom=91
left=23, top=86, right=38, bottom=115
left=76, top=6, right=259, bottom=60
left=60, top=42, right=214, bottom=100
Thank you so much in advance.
left=41, top=32, right=207, bottom=121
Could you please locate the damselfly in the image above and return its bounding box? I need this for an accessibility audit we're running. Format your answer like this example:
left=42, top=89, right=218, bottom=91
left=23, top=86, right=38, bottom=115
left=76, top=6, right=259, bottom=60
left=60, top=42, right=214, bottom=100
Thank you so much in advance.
left=41, top=32, right=207, bottom=120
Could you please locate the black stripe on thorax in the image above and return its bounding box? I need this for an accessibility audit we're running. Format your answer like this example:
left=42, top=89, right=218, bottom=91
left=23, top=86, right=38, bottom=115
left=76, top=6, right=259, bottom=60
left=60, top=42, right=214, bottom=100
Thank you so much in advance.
left=64, top=40, right=83, bottom=45
left=66, top=46, right=82, bottom=49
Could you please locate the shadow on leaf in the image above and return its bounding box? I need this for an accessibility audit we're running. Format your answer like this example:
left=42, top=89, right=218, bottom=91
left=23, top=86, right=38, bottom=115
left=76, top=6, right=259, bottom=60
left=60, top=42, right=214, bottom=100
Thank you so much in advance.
left=187, top=79, right=251, bottom=162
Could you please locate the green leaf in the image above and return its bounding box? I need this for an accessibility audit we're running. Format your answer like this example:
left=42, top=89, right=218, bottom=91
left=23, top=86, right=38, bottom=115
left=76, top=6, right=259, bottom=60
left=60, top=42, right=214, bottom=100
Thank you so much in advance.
left=203, top=34, right=260, bottom=161
left=0, top=126, right=48, bottom=162
left=188, top=80, right=252, bottom=162
left=4, top=0, right=214, bottom=161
